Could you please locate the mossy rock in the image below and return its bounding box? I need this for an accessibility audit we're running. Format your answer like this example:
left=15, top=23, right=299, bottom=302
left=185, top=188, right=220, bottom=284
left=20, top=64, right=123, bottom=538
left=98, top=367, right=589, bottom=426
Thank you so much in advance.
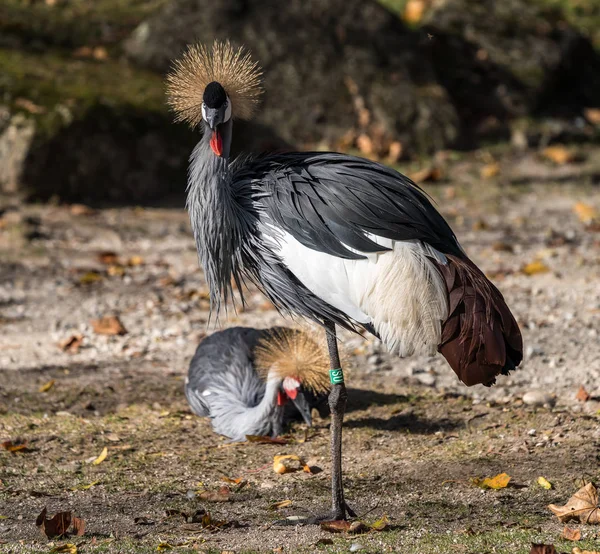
left=0, top=47, right=197, bottom=203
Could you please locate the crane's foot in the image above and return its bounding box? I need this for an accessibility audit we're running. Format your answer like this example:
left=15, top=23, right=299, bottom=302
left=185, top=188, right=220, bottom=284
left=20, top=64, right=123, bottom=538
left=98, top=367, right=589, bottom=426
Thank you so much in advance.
left=274, top=502, right=356, bottom=526
left=306, top=502, right=357, bottom=524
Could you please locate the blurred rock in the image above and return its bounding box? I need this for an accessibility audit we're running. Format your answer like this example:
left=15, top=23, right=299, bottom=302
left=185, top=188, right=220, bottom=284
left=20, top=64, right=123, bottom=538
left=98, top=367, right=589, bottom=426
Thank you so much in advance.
left=125, top=0, right=459, bottom=154
left=423, top=0, right=600, bottom=145
left=522, top=390, right=555, bottom=408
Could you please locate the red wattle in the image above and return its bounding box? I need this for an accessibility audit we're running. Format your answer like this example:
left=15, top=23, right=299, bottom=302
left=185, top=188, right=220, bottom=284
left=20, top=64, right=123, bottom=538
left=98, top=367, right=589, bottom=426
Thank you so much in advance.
left=210, top=130, right=223, bottom=156
left=277, top=391, right=287, bottom=406
left=284, top=387, right=298, bottom=400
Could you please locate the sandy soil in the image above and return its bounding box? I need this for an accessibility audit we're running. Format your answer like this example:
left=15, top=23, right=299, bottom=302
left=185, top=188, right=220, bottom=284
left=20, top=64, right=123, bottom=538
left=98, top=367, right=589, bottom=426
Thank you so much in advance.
left=1, top=149, right=600, bottom=553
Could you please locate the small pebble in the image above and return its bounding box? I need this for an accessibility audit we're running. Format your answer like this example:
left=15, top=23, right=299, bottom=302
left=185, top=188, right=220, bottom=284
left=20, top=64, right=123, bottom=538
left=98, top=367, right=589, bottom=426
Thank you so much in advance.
left=522, top=390, right=555, bottom=408
left=349, top=543, right=364, bottom=552
left=416, top=373, right=436, bottom=387
left=528, top=428, right=536, bottom=436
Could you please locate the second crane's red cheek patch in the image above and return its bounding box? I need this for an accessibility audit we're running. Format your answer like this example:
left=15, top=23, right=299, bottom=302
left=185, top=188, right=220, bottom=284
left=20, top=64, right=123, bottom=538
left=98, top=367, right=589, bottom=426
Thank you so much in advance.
left=210, top=130, right=223, bottom=156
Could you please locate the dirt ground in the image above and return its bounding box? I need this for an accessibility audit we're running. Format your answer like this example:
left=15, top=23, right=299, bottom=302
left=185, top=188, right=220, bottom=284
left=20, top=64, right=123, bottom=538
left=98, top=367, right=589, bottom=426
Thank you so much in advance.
left=1, top=148, right=600, bottom=553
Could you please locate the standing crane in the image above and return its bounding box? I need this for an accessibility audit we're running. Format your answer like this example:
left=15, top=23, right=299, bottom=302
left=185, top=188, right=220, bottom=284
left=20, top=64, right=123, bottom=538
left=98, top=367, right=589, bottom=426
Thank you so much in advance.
left=185, top=326, right=329, bottom=441
left=167, top=40, right=523, bottom=521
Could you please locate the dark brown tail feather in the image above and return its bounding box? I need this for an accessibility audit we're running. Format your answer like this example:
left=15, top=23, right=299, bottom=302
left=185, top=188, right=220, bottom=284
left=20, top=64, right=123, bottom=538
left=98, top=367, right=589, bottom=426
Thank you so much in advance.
left=433, top=255, right=523, bottom=387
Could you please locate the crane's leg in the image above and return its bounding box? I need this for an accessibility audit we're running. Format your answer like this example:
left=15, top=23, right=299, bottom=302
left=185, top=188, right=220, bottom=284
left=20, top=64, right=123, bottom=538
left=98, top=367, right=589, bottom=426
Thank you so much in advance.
left=323, top=320, right=355, bottom=520
left=275, top=320, right=355, bottom=526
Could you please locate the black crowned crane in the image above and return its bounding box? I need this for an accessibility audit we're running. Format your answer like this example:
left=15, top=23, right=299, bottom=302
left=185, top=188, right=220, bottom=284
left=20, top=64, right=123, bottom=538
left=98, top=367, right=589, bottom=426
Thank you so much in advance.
left=185, top=326, right=329, bottom=441
left=167, top=40, right=523, bottom=521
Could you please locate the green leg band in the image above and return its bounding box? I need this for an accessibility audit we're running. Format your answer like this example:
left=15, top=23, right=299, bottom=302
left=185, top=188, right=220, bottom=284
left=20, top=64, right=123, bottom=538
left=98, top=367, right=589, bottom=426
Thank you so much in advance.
left=329, top=368, right=344, bottom=385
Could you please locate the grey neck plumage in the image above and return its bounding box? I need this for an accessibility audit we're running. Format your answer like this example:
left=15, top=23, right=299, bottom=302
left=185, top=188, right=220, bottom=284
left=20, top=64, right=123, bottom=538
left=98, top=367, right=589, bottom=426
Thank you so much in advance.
left=211, top=376, right=283, bottom=441
left=186, top=122, right=244, bottom=316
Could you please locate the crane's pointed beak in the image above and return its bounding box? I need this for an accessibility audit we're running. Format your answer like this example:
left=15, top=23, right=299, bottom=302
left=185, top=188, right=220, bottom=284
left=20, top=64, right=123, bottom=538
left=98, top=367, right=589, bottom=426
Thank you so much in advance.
left=291, top=391, right=312, bottom=427
left=204, top=106, right=223, bottom=131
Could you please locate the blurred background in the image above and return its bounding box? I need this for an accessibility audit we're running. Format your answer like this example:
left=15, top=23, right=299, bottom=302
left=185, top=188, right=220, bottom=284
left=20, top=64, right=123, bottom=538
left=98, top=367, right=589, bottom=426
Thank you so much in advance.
left=1, top=1, right=600, bottom=550
left=1, top=0, right=600, bottom=203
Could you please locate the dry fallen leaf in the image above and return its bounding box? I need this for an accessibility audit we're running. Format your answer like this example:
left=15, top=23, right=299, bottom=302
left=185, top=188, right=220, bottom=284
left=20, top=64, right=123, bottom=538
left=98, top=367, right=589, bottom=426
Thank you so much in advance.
left=370, top=514, right=390, bottom=531
left=78, top=271, right=103, bottom=285
left=127, top=255, right=144, bottom=267
left=106, top=265, right=125, bottom=277
left=576, top=385, right=591, bottom=403
left=585, top=108, right=600, bottom=125
left=70, top=480, right=100, bottom=491
left=93, top=46, right=108, bottom=61
left=321, top=520, right=351, bottom=533
left=1, top=440, right=28, bottom=453
left=410, top=166, right=443, bottom=183
left=480, top=162, right=500, bottom=179
left=472, top=472, right=511, bottom=490
left=472, top=218, right=489, bottom=231
left=538, top=477, right=553, bottom=490
left=70, top=204, right=96, bottom=216
left=50, top=544, right=77, bottom=554
left=197, top=486, right=230, bottom=502
left=71, top=516, right=85, bottom=537
left=562, top=526, right=581, bottom=541
left=39, top=380, right=55, bottom=393
left=542, top=145, right=575, bottom=165
left=522, top=260, right=550, bottom=276
left=320, top=520, right=368, bottom=534
left=356, top=134, right=374, bottom=156
left=36, top=508, right=71, bottom=539
left=59, top=334, right=83, bottom=353
left=91, top=316, right=127, bottom=336
left=165, top=508, right=206, bottom=523
left=92, top=447, right=108, bottom=465
left=404, top=0, right=425, bottom=23
left=14, top=97, right=45, bottom=114
left=572, top=547, right=600, bottom=554
left=269, top=500, right=292, bottom=510
left=548, top=482, right=600, bottom=524
left=574, top=203, right=598, bottom=225
left=97, top=251, right=119, bottom=265
left=273, top=454, right=305, bottom=474
left=387, top=141, right=403, bottom=163
left=530, top=545, right=557, bottom=554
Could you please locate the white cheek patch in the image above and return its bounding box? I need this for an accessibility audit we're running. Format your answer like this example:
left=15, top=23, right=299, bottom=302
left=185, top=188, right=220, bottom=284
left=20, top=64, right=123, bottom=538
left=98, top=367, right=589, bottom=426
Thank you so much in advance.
left=283, top=377, right=300, bottom=391
left=223, top=98, right=232, bottom=122
left=201, top=103, right=207, bottom=122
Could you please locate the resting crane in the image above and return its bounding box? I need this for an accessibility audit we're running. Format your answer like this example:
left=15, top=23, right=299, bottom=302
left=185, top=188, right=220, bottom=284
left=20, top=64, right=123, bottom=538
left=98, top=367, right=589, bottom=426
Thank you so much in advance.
left=185, top=326, right=329, bottom=441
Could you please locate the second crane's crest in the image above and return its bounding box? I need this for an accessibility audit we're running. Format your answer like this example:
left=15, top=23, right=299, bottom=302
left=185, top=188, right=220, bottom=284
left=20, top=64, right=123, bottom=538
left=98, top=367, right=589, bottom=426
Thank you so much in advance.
left=166, top=40, right=263, bottom=127
left=254, top=328, right=331, bottom=394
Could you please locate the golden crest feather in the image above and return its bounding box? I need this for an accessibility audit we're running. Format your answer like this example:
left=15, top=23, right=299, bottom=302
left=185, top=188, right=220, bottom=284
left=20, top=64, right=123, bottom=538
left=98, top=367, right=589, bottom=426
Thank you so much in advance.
left=166, top=39, right=263, bottom=127
left=254, top=328, right=330, bottom=394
